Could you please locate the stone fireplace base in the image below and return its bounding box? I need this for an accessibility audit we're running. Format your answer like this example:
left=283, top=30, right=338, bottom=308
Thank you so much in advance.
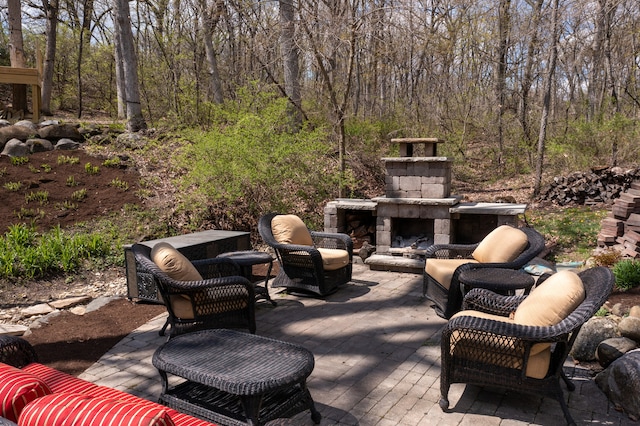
left=325, top=200, right=527, bottom=274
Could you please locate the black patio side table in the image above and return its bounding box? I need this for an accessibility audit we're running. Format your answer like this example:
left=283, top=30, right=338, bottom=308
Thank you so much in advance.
left=152, top=329, right=321, bottom=426
left=217, top=250, right=277, bottom=306
left=458, top=267, right=535, bottom=296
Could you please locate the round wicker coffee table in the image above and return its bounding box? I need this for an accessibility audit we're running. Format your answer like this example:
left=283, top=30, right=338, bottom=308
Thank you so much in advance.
left=152, top=329, right=321, bottom=426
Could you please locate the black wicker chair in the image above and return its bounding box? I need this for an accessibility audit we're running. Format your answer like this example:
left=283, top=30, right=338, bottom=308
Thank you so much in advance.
left=258, top=213, right=353, bottom=296
left=131, top=244, right=256, bottom=337
left=0, top=335, right=38, bottom=369
left=439, top=266, right=613, bottom=426
left=423, top=226, right=545, bottom=319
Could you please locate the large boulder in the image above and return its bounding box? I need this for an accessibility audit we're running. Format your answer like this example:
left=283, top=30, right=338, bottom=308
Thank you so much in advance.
left=1, top=138, right=29, bottom=157
left=618, top=315, right=640, bottom=342
left=596, top=337, right=639, bottom=368
left=0, top=125, right=36, bottom=149
left=38, top=124, right=83, bottom=141
left=26, top=138, right=54, bottom=153
left=571, top=316, right=619, bottom=361
left=595, top=349, right=640, bottom=421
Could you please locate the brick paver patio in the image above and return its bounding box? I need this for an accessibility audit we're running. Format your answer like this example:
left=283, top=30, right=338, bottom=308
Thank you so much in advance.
left=80, top=264, right=634, bottom=425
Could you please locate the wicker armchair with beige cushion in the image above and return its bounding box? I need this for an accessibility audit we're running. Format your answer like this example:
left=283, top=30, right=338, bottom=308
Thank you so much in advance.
left=131, top=243, right=256, bottom=337
left=439, top=267, right=613, bottom=426
left=423, top=225, right=545, bottom=319
left=258, top=213, right=353, bottom=296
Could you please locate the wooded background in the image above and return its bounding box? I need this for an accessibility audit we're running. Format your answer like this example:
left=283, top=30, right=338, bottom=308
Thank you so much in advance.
left=2, top=0, right=639, bottom=189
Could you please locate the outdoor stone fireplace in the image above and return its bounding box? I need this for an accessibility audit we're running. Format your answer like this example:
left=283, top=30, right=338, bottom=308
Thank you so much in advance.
left=324, top=138, right=526, bottom=273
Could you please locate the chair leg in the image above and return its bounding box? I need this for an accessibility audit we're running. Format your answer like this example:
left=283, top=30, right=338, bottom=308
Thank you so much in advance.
left=561, top=369, right=576, bottom=391
left=158, top=318, right=168, bottom=336
left=556, top=392, right=576, bottom=426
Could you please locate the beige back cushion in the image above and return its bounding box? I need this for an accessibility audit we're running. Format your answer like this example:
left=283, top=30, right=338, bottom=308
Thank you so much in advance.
left=271, top=214, right=314, bottom=246
left=513, top=270, right=584, bottom=326
left=150, top=242, right=202, bottom=319
left=425, top=258, right=478, bottom=289
left=150, top=242, right=203, bottom=281
left=472, top=225, right=529, bottom=263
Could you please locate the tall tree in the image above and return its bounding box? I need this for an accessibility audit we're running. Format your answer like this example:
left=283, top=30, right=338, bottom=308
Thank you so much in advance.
left=8, top=0, right=28, bottom=115
left=534, top=0, right=561, bottom=196
left=41, top=0, right=59, bottom=116
left=495, top=0, right=512, bottom=168
left=113, top=0, right=146, bottom=131
left=198, top=0, right=225, bottom=104
left=279, top=0, right=302, bottom=128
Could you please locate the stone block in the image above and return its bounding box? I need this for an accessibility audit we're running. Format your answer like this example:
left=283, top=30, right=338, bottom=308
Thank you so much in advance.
left=421, top=184, right=447, bottom=198
left=434, top=219, right=451, bottom=234
left=378, top=204, right=398, bottom=217
left=406, top=191, right=422, bottom=198
left=434, top=233, right=451, bottom=245
left=400, top=176, right=422, bottom=191
left=398, top=205, right=420, bottom=218
left=377, top=231, right=391, bottom=246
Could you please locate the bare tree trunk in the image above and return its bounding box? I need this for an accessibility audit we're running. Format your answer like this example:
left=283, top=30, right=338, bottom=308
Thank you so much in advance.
left=113, top=26, right=126, bottom=119
left=8, top=0, right=28, bottom=115
left=77, top=0, right=95, bottom=118
left=279, top=0, right=303, bottom=129
left=495, top=0, right=511, bottom=169
left=520, top=0, right=544, bottom=152
left=534, top=0, right=561, bottom=197
left=198, top=0, right=224, bottom=104
left=41, top=0, right=59, bottom=116
left=113, top=0, right=147, bottom=132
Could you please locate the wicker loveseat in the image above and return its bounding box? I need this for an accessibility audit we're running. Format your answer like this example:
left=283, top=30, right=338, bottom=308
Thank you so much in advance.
left=0, top=335, right=214, bottom=425
left=258, top=213, right=353, bottom=296
left=423, top=225, right=545, bottom=319
left=439, top=266, right=613, bottom=426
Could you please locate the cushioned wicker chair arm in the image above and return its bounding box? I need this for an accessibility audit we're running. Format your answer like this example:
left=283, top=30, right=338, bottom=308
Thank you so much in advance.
left=191, top=257, right=242, bottom=278
left=310, top=231, right=353, bottom=251
left=462, top=288, right=526, bottom=316
left=424, top=244, right=477, bottom=259
left=0, top=335, right=38, bottom=368
left=445, top=314, right=569, bottom=344
left=163, top=274, right=254, bottom=294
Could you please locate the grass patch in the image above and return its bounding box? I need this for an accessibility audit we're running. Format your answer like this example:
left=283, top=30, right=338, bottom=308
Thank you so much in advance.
left=528, top=206, right=608, bottom=262
left=0, top=224, right=109, bottom=279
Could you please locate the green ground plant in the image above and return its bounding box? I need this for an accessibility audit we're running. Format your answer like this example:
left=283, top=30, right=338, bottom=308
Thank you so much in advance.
left=58, top=155, right=80, bottom=165
left=25, top=190, right=49, bottom=205
left=109, top=177, right=129, bottom=191
left=3, top=181, right=22, bottom=191
left=10, top=157, right=29, bottom=166
left=85, top=163, right=100, bottom=175
left=612, top=259, right=640, bottom=291
left=0, top=224, right=110, bottom=279
left=71, top=188, right=88, bottom=202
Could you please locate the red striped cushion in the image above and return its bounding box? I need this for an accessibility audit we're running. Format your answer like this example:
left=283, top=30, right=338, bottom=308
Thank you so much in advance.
left=21, top=364, right=97, bottom=395
left=0, top=363, right=51, bottom=422
left=18, top=393, right=176, bottom=426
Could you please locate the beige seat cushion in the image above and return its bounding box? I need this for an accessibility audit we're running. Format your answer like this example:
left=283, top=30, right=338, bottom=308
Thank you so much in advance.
left=450, top=310, right=551, bottom=379
left=472, top=225, right=529, bottom=263
left=150, top=242, right=203, bottom=319
left=425, top=258, right=478, bottom=289
left=271, top=214, right=314, bottom=246
left=317, top=248, right=350, bottom=271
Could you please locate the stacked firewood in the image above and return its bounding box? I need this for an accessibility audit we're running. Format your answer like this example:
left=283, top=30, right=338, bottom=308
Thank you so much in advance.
left=597, top=181, right=640, bottom=258
left=538, top=166, right=640, bottom=206
left=344, top=212, right=376, bottom=250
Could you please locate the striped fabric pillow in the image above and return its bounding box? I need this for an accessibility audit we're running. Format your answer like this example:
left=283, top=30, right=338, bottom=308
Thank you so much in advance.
left=18, top=393, right=175, bottom=426
left=0, top=363, right=51, bottom=422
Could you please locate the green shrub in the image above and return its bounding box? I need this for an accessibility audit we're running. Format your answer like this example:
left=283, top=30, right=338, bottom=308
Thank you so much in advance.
left=612, top=259, right=640, bottom=291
